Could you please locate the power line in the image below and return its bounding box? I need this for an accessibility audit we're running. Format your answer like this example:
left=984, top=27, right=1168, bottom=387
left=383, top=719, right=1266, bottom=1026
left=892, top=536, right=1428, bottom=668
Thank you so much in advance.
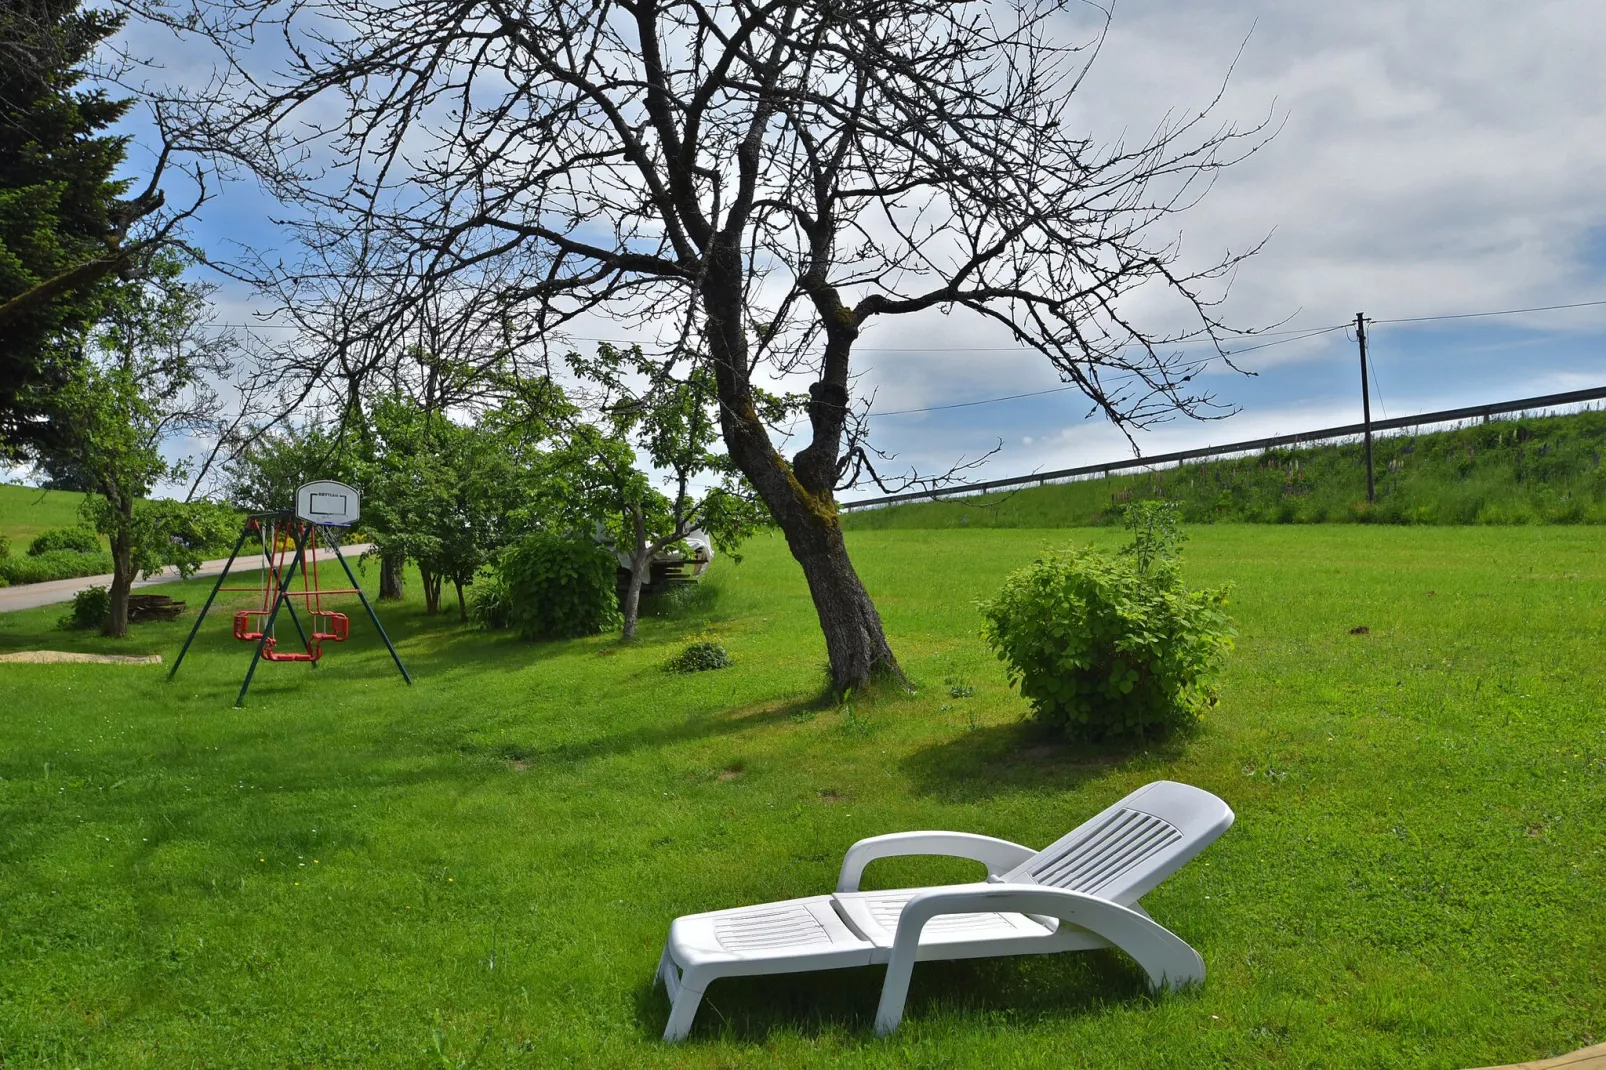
left=847, top=322, right=1345, bottom=352
left=200, top=295, right=1606, bottom=342
left=1371, top=298, right=1606, bottom=325
left=196, top=321, right=1341, bottom=349
left=873, top=382, right=1087, bottom=417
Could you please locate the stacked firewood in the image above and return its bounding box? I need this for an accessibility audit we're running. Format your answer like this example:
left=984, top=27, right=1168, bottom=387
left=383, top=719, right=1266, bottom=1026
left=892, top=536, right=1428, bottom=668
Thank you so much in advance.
left=128, top=594, right=186, bottom=622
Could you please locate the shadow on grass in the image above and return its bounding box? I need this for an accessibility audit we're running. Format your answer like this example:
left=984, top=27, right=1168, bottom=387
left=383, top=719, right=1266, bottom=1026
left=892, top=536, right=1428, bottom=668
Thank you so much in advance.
left=478, top=693, right=827, bottom=774
left=632, top=947, right=1161, bottom=1044
left=289, top=583, right=736, bottom=683
left=901, top=719, right=1184, bottom=802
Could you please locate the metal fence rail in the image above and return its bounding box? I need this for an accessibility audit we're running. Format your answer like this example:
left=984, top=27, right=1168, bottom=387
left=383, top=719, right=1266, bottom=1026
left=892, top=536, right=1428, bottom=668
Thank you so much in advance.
left=839, top=384, right=1606, bottom=511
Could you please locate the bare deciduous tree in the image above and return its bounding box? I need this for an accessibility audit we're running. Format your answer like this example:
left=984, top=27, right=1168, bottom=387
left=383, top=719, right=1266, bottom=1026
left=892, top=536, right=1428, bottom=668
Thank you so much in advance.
left=177, top=0, right=1268, bottom=691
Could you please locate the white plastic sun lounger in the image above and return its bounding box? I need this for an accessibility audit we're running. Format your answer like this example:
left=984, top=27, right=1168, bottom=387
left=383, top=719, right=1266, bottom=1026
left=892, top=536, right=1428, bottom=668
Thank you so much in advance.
left=656, top=780, right=1233, bottom=1040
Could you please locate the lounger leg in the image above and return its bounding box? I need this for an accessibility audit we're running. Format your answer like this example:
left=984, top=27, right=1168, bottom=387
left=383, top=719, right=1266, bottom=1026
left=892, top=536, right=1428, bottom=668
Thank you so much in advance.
left=662, top=974, right=708, bottom=1042
left=656, top=945, right=678, bottom=994
left=874, top=886, right=1206, bottom=1037
left=655, top=944, right=709, bottom=1042
left=873, top=959, right=916, bottom=1037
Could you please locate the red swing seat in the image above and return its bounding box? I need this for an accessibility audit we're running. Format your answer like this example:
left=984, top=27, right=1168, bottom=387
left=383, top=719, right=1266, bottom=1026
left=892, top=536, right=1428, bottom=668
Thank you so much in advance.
left=310, top=611, right=349, bottom=641
left=231, top=520, right=352, bottom=664
left=262, top=636, right=320, bottom=662
left=234, top=610, right=268, bottom=641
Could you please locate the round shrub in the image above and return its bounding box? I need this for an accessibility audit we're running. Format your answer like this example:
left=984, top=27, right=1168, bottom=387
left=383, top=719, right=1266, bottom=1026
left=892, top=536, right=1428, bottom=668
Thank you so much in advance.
left=980, top=515, right=1233, bottom=742
left=28, top=526, right=100, bottom=556
left=667, top=640, right=731, bottom=673
left=500, top=533, right=622, bottom=640
left=61, top=585, right=111, bottom=630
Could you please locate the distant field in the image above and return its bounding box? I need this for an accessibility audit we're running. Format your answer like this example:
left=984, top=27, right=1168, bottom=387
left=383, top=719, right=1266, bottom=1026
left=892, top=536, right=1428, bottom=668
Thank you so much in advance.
left=0, top=482, right=98, bottom=550
left=1, top=525, right=1602, bottom=1066
left=844, top=408, right=1606, bottom=530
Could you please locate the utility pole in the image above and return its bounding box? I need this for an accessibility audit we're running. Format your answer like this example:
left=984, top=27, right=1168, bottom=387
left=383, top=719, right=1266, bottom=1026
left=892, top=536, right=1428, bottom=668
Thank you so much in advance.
left=1356, top=312, right=1375, bottom=503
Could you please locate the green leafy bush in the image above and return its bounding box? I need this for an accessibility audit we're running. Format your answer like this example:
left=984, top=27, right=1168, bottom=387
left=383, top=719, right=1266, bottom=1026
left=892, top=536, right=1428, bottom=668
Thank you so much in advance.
left=981, top=502, right=1234, bottom=741
left=0, top=532, right=10, bottom=561
left=0, top=549, right=114, bottom=586
left=667, top=640, right=731, bottom=673
left=500, top=533, right=622, bottom=640
left=61, top=585, right=111, bottom=630
left=28, top=526, right=101, bottom=555
left=466, top=570, right=513, bottom=630
left=159, top=500, right=241, bottom=556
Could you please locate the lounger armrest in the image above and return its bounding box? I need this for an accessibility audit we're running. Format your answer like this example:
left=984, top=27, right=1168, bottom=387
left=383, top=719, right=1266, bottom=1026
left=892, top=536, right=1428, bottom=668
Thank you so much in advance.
left=872, top=883, right=1206, bottom=1036
left=836, top=832, right=1036, bottom=892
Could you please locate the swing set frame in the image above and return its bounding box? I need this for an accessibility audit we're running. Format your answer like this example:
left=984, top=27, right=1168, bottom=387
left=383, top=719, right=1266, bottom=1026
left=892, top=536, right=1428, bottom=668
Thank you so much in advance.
left=168, top=508, right=412, bottom=707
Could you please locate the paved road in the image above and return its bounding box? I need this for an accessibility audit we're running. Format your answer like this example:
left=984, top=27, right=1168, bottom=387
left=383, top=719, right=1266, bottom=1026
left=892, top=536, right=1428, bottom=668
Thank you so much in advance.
left=0, top=543, right=374, bottom=613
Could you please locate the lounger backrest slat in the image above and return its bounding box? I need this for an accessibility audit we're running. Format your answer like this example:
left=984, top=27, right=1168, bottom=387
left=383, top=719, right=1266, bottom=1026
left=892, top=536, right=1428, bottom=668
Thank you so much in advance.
left=1002, top=781, right=1234, bottom=904
left=1027, top=809, right=1181, bottom=895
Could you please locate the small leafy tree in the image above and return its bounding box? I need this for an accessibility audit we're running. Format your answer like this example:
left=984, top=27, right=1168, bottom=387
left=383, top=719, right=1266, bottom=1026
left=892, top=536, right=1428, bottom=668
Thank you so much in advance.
left=981, top=502, right=1234, bottom=742
left=567, top=344, right=770, bottom=640
left=45, top=251, right=234, bottom=636
left=224, top=419, right=357, bottom=513
left=360, top=398, right=534, bottom=620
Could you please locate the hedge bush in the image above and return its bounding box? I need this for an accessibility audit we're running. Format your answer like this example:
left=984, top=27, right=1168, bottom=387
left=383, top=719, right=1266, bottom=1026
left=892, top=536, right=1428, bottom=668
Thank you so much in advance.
left=0, top=550, right=114, bottom=586
left=981, top=503, right=1234, bottom=742
left=500, top=533, right=622, bottom=640
left=28, top=526, right=101, bottom=556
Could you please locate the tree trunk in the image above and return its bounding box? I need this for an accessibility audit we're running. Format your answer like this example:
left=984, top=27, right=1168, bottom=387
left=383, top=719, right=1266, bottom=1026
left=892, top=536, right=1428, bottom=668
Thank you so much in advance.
left=379, top=551, right=405, bottom=600
left=454, top=579, right=466, bottom=622
left=103, top=529, right=134, bottom=639
left=784, top=511, right=900, bottom=694
left=701, top=251, right=902, bottom=694
left=419, top=566, right=440, bottom=615
left=620, top=547, right=652, bottom=641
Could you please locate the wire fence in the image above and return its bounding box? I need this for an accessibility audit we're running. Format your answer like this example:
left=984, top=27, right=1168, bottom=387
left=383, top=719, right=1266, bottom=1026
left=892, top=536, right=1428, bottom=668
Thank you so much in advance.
left=838, top=385, right=1606, bottom=511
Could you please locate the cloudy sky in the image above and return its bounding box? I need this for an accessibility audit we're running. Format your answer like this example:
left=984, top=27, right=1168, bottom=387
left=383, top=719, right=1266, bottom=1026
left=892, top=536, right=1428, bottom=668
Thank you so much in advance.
left=90, top=0, right=1606, bottom=499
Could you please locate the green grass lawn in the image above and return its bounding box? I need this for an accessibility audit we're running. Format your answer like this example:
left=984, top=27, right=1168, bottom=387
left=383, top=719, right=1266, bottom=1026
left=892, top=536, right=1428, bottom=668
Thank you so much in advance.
left=0, top=482, right=98, bottom=551
left=1, top=526, right=1602, bottom=1067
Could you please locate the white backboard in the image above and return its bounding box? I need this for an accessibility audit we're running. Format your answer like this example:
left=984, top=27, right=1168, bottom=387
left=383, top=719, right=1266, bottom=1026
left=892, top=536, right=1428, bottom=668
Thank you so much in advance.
left=295, top=480, right=361, bottom=526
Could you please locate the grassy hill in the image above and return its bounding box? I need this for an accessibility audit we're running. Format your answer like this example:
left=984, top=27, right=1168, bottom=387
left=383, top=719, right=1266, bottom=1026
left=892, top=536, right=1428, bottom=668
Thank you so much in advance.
left=844, top=408, right=1606, bottom=530
left=0, top=482, right=98, bottom=550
